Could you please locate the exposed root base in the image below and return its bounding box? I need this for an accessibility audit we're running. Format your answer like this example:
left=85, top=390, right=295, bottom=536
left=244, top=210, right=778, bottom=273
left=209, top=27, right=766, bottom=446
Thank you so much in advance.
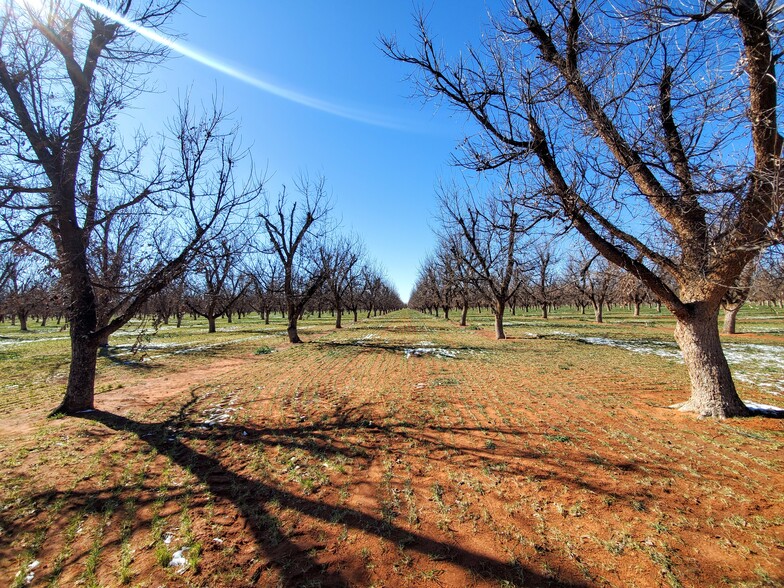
left=669, top=400, right=751, bottom=419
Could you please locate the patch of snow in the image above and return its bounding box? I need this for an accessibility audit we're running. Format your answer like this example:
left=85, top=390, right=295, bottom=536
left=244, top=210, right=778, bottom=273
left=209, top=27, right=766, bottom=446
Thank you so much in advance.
left=405, top=347, right=457, bottom=359
left=548, top=331, right=578, bottom=338
left=579, top=336, right=784, bottom=396
left=113, top=341, right=190, bottom=350
left=580, top=337, right=683, bottom=360
left=744, top=401, right=784, bottom=416
left=357, top=333, right=377, bottom=341
left=202, top=392, right=240, bottom=426
left=163, top=533, right=173, bottom=545
left=416, top=341, right=435, bottom=346
left=0, top=336, right=69, bottom=346
left=169, top=547, right=189, bottom=568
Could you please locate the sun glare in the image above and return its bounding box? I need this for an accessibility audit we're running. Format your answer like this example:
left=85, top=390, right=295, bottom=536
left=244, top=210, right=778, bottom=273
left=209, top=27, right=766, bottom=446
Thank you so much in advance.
left=67, top=0, right=402, bottom=130
left=11, top=0, right=48, bottom=14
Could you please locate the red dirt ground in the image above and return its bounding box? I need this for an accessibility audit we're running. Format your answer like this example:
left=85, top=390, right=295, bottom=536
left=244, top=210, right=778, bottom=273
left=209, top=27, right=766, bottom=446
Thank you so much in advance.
left=1, top=313, right=782, bottom=587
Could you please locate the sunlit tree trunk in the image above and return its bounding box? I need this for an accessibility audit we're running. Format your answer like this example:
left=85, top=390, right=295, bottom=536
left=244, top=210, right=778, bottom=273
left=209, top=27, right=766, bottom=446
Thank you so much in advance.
left=673, top=303, right=749, bottom=417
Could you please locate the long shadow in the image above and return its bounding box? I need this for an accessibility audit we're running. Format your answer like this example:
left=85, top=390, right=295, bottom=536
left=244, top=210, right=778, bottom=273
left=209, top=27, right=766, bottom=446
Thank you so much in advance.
left=79, top=407, right=589, bottom=587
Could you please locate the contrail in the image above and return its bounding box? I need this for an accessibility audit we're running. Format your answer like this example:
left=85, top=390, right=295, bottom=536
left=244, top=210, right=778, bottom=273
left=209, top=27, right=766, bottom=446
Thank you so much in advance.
left=73, top=0, right=405, bottom=129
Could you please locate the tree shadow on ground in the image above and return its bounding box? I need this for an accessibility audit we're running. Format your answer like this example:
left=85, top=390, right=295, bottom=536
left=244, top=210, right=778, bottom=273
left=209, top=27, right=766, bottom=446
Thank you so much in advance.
left=76, top=403, right=589, bottom=588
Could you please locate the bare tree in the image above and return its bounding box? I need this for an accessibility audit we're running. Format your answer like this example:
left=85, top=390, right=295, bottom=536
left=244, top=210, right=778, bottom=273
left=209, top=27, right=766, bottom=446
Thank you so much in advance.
left=384, top=1, right=784, bottom=417
left=248, top=256, right=283, bottom=325
left=721, top=259, right=758, bottom=334
left=618, top=272, right=652, bottom=318
left=0, top=2, right=259, bottom=414
left=750, top=250, right=784, bottom=306
left=437, top=182, right=531, bottom=339
left=525, top=242, right=560, bottom=320
left=321, top=234, right=364, bottom=329
left=568, top=252, right=620, bottom=324
left=0, top=249, right=51, bottom=331
left=259, top=176, right=331, bottom=343
left=186, top=238, right=250, bottom=333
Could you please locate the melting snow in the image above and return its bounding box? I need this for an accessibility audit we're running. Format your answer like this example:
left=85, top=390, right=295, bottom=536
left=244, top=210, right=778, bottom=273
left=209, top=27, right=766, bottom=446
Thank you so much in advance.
left=576, top=336, right=784, bottom=396
left=579, top=337, right=683, bottom=360
left=202, top=393, right=240, bottom=426
left=405, top=347, right=457, bottom=359
left=744, top=401, right=784, bottom=416
left=16, top=561, right=39, bottom=584
left=0, top=337, right=69, bottom=346
left=169, top=548, right=189, bottom=568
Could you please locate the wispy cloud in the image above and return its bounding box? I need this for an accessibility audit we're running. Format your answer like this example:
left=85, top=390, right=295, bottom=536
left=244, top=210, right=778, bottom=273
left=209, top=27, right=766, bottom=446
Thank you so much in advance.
left=74, top=0, right=405, bottom=129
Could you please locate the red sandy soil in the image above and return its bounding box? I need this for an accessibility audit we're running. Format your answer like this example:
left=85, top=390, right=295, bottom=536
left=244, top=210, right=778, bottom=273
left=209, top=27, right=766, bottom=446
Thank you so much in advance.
left=1, top=315, right=782, bottom=587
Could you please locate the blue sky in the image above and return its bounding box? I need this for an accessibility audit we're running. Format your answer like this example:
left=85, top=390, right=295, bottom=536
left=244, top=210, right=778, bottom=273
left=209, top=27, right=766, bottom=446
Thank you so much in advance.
left=123, top=1, right=503, bottom=301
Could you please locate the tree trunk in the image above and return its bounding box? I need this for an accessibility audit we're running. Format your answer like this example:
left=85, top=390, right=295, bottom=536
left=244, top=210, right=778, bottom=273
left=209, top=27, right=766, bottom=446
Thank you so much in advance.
left=494, top=302, right=506, bottom=340
left=264, top=309, right=271, bottom=325
left=52, top=335, right=99, bottom=415
left=18, top=312, right=28, bottom=332
left=287, top=303, right=302, bottom=343
left=460, top=304, right=468, bottom=327
left=722, top=305, right=741, bottom=335
left=541, top=303, right=548, bottom=319
left=633, top=301, right=641, bottom=317
left=593, top=301, right=603, bottom=323
left=176, top=312, right=183, bottom=328
left=673, top=304, right=749, bottom=418
left=40, top=315, right=47, bottom=327
left=443, top=306, right=449, bottom=320
left=335, top=307, right=342, bottom=329
left=353, top=308, right=358, bottom=322
left=287, top=317, right=302, bottom=343
left=207, top=315, right=217, bottom=333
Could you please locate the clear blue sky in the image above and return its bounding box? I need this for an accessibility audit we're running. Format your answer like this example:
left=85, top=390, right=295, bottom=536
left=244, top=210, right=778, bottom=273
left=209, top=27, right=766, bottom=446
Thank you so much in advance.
left=125, top=1, right=502, bottom=301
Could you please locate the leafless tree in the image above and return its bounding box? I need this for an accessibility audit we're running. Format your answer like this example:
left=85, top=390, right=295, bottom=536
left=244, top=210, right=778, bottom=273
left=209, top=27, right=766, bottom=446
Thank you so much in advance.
left=437, top=182, right=533, bottom=338
left=721, top=259, right=758, bottom=333
left=248, top=256, right=283, bottom=325
left=150, top=275, right=188, bottom=327
left=0, top=249, right=51, bottom=331
left=0, top=1, right=259, bottom=414
left=618, top=272, right=652, bottom=318
left=750, top=250, right=784, bottom=306
left=384, top=0, right=784, bottom=416
left=525, top=242, right=560, bottom=320
left=259, top=175, right=331, bottom=343
left=186, top=238, right=250, bottom=333
left=321, top=234, right=364, bottom=328
left=567, top=252, right=620, bottom=324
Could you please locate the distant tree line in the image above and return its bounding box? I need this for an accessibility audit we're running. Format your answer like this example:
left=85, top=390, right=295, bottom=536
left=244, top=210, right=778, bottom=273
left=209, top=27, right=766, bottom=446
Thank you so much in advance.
left=409, top=239, right=784, bottom=331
